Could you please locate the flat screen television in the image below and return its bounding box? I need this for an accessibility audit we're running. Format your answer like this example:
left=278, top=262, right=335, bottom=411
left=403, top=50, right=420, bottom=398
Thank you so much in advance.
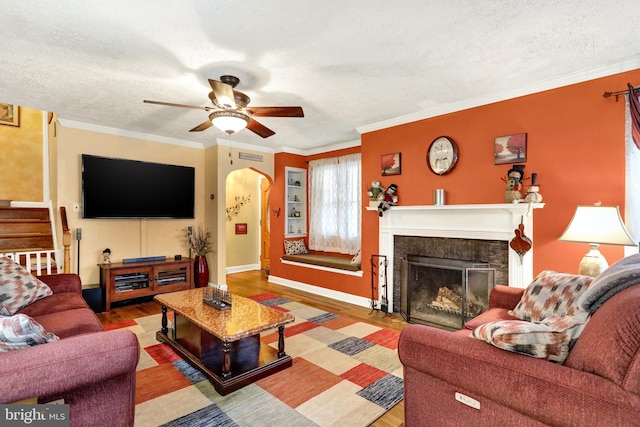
left=82, top=154, right=195, bottom=219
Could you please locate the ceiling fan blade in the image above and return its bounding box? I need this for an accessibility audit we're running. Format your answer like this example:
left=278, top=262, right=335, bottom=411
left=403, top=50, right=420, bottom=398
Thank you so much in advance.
left=189, top=120, right=213, bottom=132
left=247, top=118, right=275, bottom=138
left=208, top=79, right=236, bottom=109
left=246, top=106, right=304, bottom=117
left=143, top=100, right=211, bottom=111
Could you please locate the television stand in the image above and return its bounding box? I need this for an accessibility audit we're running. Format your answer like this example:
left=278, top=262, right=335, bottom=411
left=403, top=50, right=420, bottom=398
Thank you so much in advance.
left=99, top=258, right=193, bottom=312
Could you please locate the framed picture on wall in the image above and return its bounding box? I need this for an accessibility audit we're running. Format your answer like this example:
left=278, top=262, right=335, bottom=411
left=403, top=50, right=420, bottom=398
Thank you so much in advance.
left=381, top=152, right=401, bottom=176
left=0, top=104, right=20, bottom=127
left=494, top=133, right=527, bottom=164
left=235, top=223, right=247, bottom=234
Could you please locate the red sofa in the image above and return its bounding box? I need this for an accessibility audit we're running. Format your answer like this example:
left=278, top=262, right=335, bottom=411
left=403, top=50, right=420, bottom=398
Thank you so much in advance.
left=0, top=274, right=139, bottom=427
left=398, top=284, right=640, bottom=426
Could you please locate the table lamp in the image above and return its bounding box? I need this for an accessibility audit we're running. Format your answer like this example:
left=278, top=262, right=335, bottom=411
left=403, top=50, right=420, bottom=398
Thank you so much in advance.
left=558, top=205, right=636, bottom=277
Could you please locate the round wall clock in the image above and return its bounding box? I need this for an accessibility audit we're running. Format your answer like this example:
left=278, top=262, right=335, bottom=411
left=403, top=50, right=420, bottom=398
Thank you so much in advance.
left=427, top=136, right=459, bottom=175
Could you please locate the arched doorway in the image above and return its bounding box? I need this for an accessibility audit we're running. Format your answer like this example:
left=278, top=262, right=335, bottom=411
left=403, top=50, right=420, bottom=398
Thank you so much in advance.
left=225, top=168, right=271, bottom=275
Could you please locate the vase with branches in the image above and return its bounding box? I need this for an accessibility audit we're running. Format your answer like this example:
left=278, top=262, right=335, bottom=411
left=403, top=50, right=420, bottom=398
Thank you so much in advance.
left=186, top=225, right=212, bottom=256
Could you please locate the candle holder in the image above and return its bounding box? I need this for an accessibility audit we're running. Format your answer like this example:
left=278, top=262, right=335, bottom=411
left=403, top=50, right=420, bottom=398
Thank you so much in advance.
left=203, top=287, right=232, bottom=310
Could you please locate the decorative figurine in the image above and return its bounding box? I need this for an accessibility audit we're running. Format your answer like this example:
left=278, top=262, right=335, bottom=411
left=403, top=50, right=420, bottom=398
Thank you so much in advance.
left=378, top=184, right=399, bottom=217
left=503, top=165, right=525, bottom=204
left=102, top=248, right=112, bottom=264
left=525, top=172, right=543, bottom=203
left=367, top=180, right=385, bottom=203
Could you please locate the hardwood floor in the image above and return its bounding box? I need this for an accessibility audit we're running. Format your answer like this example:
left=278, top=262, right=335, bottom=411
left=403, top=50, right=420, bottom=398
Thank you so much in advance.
left=97, top=270, right=408, bottom=427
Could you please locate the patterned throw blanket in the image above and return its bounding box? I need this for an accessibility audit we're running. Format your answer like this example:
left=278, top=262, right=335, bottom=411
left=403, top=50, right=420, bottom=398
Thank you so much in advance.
left=578, top=253, right=640, bottom=313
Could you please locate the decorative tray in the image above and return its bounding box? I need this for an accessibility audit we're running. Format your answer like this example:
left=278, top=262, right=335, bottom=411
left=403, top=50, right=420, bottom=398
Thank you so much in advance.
left=203, top=287, right=232, bottom=311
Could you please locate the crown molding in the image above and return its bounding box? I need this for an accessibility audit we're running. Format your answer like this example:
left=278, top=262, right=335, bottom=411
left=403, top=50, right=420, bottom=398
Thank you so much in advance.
left=57, top=119, right=204, bottom=149
left=56, top=118, right=358, bottom=156
left=357, top=56, right=640, bottom=135
left=277, top=146, right=306, bottom=155
left=302, top=139, right=361, bottom=156
left=278, top=139, right=361, bottom=156
left=214, top=137, right=275, bottom=153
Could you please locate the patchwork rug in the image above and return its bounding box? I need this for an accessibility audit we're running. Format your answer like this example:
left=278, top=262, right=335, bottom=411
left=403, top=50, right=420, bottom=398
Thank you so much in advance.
left=105, top=293, right=404, bottom=427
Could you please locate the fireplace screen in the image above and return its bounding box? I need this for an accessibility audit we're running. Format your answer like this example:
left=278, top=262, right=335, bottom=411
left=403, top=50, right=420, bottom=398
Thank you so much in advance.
left=401, top=255, right=495, bottom=330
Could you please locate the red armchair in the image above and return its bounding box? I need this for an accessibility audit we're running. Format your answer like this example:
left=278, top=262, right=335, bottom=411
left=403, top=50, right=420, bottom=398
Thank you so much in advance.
left=398, top=284, right=640, bottom=426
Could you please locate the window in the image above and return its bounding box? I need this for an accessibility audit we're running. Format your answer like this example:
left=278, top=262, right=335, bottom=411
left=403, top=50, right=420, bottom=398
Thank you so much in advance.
left=308, top=153, right=361, bottom=254
left=625, top=94, right=640, bottom=255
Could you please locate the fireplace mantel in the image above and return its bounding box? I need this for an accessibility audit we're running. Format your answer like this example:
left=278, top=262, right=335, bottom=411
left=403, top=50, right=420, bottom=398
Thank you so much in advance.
left=372, top=203, right=544, bottom=313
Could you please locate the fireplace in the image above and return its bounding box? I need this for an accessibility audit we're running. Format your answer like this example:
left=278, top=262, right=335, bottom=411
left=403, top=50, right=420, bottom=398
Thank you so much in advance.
left=400, top=255, right=495, bottom=330
left=374, top=203, right=544, bottom=314
left=393, top=235, right=507, bottom=314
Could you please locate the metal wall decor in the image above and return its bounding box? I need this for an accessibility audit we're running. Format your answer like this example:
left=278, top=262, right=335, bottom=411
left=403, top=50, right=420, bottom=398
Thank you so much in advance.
left=225, top=195, right=251, bottom=221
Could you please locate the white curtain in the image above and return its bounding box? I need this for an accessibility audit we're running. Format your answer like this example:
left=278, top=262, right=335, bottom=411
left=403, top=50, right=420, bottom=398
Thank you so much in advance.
left=308, top=153, right=361, bottom=254
left=625, top=94, right=640, bottom=254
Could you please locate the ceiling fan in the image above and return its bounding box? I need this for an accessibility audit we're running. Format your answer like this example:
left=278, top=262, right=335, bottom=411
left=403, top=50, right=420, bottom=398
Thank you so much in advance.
left=143, top=75, right=304, bottom=138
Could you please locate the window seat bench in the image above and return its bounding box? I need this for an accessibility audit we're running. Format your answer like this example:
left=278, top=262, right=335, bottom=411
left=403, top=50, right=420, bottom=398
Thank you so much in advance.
left=281, top=254, right=361, bottom=273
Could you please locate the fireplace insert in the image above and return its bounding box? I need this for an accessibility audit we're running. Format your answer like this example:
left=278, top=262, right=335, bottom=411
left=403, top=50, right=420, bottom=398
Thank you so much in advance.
left=400, top=255, right=495, bottom=330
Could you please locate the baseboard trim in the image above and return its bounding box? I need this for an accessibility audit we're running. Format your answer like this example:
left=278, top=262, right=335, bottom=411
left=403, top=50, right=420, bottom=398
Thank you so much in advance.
left=226, top=264, right=260, bottom=274
left=268, top=275, right=371, bottom=309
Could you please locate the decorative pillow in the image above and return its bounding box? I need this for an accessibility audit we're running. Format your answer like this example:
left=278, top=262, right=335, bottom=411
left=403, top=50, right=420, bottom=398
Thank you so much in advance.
left=0, top=314, right=59, bottom=352
left=283, top=239, right=309, bottom=255
left=578, top=253, right=640, bottom=314
left=509, top=270, right=593, bottom=322
left=0, top=257, right=53, bottom=315
left=472, top=311, right=590, bottom=363
left=351, top=249, right=361, bottom=266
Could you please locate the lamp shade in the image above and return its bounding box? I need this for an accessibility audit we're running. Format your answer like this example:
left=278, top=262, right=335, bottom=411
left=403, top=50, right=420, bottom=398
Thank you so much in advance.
left=210, top=111, right=249, bottom=135
left=558, top=205, right=635, bottom=246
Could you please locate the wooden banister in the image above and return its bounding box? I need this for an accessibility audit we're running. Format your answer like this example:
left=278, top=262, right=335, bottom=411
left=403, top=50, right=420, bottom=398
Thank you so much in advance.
left=60, top=206, right=71, bottom=273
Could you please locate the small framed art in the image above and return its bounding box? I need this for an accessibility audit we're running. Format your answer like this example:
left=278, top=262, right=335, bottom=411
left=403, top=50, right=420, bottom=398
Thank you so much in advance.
left=235, top=223, right=247, bottom=234
left=381, top=152, right=401, bottom=176
left=0, top=104, right=20, bottom=127
left=494, top=133, right=527, bottom=165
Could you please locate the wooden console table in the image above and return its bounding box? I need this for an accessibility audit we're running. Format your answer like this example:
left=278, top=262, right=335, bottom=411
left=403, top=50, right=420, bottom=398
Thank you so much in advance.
left=99, top=258, right=193, bottom=311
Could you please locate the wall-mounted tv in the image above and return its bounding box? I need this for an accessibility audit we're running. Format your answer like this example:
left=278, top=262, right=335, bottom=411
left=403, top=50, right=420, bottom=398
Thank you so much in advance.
left=82, top=154, right=195, bottom=219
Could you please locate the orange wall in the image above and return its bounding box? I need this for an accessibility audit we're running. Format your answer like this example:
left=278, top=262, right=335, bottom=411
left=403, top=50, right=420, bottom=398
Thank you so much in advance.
left=363, top=70, right=640, bottom=279
left=274, top=69, right=640, bottom=300
left=272, top=149, right=365, bottom=294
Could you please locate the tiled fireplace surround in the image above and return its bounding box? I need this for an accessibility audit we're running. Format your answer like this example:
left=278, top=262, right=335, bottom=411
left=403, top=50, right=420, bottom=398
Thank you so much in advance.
left=376, top=203, right=543, bottom=313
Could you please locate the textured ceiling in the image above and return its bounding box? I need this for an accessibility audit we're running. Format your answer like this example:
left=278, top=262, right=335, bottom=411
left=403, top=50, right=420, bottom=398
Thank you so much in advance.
left=2, top=1, right=640, bottom=153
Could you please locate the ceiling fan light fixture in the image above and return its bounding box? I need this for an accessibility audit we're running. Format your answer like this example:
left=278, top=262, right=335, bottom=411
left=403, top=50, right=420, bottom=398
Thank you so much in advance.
left=210, top=111, right=249, bottom=135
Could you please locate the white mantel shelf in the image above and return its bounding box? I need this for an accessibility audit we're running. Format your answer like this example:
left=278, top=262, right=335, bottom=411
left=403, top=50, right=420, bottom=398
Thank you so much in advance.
left=367, top=202, right=544, bottom=212
left=372, top=202, right=545, bottom=313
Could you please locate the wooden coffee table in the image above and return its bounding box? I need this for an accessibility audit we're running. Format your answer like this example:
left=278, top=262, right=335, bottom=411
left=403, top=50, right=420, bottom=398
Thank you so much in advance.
left=154, top=288, right=295, bottom=395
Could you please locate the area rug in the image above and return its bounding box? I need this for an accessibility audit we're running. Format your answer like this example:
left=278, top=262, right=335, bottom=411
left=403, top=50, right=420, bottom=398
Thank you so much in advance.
left=104, top=293, right=404, bottom=427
